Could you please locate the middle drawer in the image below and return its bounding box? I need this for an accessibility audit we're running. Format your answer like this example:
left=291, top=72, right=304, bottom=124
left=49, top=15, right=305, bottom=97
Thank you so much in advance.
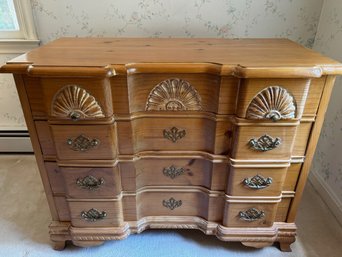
left=231, top=119, right=299, bottom=160
left=120, top=156, right=228, bottom=191
left=60, top=166, right=121, bottom=198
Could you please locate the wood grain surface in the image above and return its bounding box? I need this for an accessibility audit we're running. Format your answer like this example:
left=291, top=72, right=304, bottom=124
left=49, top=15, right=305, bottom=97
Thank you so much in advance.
left=3, top=38, right=342, bottom=251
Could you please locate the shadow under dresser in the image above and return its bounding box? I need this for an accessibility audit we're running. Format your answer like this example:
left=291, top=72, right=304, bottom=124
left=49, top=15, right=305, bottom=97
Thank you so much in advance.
left=1, top=38, right=342, bottom=251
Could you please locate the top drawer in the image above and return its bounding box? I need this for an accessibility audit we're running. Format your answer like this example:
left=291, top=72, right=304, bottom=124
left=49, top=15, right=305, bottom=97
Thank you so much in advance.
left=40, top=77, right=113, bottom=121
left=126, top=64, right=221, bottom=114
left=236, top=78, right=310, bottom=121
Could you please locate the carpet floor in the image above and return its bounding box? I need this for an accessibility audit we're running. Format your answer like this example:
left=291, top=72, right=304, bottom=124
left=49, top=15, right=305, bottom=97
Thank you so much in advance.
left=0, top=155, right=341, bottom=257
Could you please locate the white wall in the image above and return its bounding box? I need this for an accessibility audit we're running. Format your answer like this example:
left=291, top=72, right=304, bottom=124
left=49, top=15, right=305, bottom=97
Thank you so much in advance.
left=311, top=0, right=342, bottom=223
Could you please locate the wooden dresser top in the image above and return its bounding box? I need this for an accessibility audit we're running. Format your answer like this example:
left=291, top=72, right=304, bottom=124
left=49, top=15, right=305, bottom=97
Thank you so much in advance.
left=2, top=38, right=342, bottom=77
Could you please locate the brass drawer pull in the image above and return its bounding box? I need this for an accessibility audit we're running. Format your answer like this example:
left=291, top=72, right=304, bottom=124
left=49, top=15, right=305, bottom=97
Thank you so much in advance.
left=69, top=111, right=82, bottom=121
left=243, top=174, right=272, bottom=189
left=163, top=127, right=186, bottom=142
left=239, top=208, right=265, bottom=222
left=249, top=134, right=281, bottom=151
left=76, top=175, right=104, bottom=190
left=81, top=208, right=107, bottom=222
left=66, top=135, right=100, bottom=151
left=163, top=165, right=185, bottom=179
left=162, top=197, right=182, bottom=210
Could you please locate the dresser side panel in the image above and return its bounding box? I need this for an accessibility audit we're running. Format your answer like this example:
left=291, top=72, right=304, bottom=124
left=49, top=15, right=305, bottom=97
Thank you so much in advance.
left=287, top=76, right=336, bottom=222
left=13, top=74, right=59, bottom=220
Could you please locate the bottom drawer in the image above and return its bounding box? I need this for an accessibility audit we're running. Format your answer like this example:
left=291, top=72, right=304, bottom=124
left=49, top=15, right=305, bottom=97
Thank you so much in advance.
left=223, top=198, right=279, bottom=227
left=136, top=187, right=224, bottom=221
left=68, top=200, right=123, bottom=227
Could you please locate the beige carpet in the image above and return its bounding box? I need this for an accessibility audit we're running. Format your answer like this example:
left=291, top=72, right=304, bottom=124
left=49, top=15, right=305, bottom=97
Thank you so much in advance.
left=0, top=155, right=341, bottom=257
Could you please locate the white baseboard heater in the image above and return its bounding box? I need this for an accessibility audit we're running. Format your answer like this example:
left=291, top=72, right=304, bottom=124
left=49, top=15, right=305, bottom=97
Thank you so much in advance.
left=0, top=130, right=33, bottom=152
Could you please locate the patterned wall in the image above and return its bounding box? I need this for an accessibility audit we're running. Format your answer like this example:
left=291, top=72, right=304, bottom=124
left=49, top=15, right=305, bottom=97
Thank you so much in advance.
left=0, top=0, right=324, bottom=127
left=0, top=54, right=26, bottom=128
left=312, top=0, right=342, bottom=204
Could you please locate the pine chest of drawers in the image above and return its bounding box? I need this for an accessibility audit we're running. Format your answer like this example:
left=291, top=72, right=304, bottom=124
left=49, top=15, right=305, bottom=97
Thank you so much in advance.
left=2, top=38, right=342, bottom=251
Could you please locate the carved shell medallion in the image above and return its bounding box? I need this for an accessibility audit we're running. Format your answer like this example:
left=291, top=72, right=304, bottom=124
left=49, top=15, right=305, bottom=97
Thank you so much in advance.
left=52, top=85, right=105, bottom=120
left=146, top=78, right=202, bottom=111
left=246, top=86, right=296, bottom=121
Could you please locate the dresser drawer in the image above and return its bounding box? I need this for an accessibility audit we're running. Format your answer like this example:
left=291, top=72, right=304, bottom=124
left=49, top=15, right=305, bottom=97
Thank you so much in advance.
left=231, top=120, right=298, bottom=160
left=131, top=115, right=216, bottom=152
left=68, top=200, right=123, bottom=227
left=41, top=77, right=113, bottom=120
left=116, top=116, right=232, bottom=155
left=127, top=67, right=221, bottom=113
left=50, top=125, right=117, bottom=160
left=227, top=164, right=288, bottom=196
left=61, top=166, right=121, bottom=198
left=136, top=188, right=224, bottom=221
left=236, top=78, right=310, bottom=121
left=223, top=200, right=279, bottom=227
left=130, top=157, right=227, bottom=190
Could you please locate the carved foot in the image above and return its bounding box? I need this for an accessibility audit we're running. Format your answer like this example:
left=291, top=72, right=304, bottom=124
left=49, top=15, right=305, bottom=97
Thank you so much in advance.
left=241, top=241, right=273, bottom=249
left=72, top=240, right=105, bottom=248
left=279, top=240, right=295, bottom=252
left=52, top=240, right=66, bottom=251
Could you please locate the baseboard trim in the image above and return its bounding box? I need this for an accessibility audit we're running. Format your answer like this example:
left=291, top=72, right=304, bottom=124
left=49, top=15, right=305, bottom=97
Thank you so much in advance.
left=309, top=169, right=342, bottom=226
left=0, top=130, right=33, bottom=152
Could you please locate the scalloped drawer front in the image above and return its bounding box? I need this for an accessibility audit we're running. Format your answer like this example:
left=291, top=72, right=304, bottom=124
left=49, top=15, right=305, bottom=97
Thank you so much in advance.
left=136, top=190, right=224, bottom=221
left=50, top=125, right=117, bottom=160
left=61, top=166, right=121, bottom=198
left=127, top=72, right=221, bottom=113
left=131, top=117, right=217, bottom=153
left=121, top=158, right=228, bottom=191
left=237, top=78, right=310, bottom=121
left=226, top=165, right=288, bottom=196
left=41, top=78, right=113, bottom=120
left=223, top=202, right=279, bottom=227
left=68, top=201, right=123, bottom=228
left=231, top=121, right=298, bottom=160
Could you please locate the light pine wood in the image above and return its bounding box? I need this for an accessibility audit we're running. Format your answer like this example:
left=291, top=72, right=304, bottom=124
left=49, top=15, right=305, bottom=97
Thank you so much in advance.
left=303, top=77, right=326, bottom=116
left=50, top=124, right=117, bottom=160
left=236, top=78, right=310, bottom=119
left=13, top=74, right=60, bottom=220
left=127, top=71, right=220, bottom=113
left=35, top=121, right=56, bottom=157
left=275, top=198, right=292, bottom=222
left=292, top=121, right=313, bottom=157
left=283, top=163, right=302, bottom=191
left=45, top=162, right=64, bottom=194
left=287, top=76, right=337, bottom=222
left=231, top=120, right=298, bottom=160
left=41, top=77, right=113, bottom=119
left=2, top=38, right=341, bottom=71
left=123, top=157, right=227, bottom=190
left=2, top=38, right=342, bottom=252
left=54, top=196, right=70, bottom=221
left=68, top=200, right=123, bottom=227
left=130, top=115, right=217, bottom=153
left=223, top=200, right=279, bottom=227
left=61, top=166, right=121, bottom=198
left=227, top=164, right=288, bottom=196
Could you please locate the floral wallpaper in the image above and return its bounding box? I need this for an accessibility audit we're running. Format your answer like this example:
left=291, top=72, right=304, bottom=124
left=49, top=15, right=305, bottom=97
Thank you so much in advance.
left=29, top=0, right=323, bottom=47
left=0, top=54, right=26, bottom=128
left=311, top=0, right=342, bottom=204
